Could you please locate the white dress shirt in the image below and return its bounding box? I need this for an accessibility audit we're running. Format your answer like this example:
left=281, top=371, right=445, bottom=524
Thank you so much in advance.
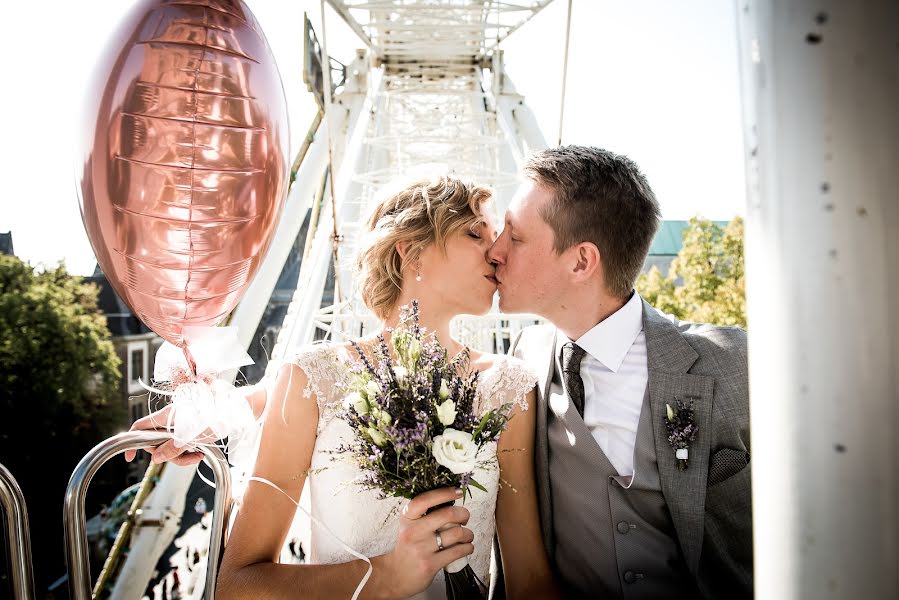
left=556, top=291, right=648, bottom=477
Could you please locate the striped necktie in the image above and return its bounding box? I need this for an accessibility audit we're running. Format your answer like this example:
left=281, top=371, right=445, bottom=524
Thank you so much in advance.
left=560, top=342, right=587, bottom=418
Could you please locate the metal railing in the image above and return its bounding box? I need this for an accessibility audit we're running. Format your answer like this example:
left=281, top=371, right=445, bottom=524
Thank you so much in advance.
left=0, top=462, right=35, bottom=600
left=63, top=432, right=232, bottom=600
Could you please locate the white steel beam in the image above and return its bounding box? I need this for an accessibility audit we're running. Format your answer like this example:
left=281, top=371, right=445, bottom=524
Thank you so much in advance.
left=231, top=117, right=331, bottom=351
left=737, top=1, right=899, bottom=598
left=270, top=68, right=378, bottom=362
left=109, top=466, right=195, bottom=599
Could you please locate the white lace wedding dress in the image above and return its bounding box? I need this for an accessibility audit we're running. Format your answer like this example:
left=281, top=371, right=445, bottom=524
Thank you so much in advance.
left=284, top=342, right=537, bottom=600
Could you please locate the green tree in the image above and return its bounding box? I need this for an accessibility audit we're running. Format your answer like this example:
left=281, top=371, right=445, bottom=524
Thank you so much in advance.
left=0, top=255, right=124, bottom=592
left=637, top=216, right=746, bottom=328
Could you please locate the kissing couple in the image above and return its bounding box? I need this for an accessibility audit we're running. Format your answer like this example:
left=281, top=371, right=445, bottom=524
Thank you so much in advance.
left=131, top=145, right=752, bottom=599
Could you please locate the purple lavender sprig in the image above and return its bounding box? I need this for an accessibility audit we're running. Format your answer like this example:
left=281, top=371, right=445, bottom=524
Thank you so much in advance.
left=350, top=339, right=379, bottom=378
left=405, top=299, right=423, bottom=338
left=385, top=422, right=427, bottom=452
left=665, top=396, right=699, bottom=471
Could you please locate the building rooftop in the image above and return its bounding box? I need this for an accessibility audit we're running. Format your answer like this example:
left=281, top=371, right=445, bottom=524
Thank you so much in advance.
left=648, top=220, right=728, bottom=256
left=84, top=267, right=153, bottom=337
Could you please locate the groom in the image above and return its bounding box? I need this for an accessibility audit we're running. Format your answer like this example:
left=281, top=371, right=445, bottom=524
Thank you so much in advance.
left=487, top=146, right=751, bottom=599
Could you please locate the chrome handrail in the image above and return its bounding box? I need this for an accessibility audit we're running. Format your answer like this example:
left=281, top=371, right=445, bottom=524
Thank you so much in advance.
left=0, top=462, right=35, bottom=600
left=63, top=432, right=232, bottom=600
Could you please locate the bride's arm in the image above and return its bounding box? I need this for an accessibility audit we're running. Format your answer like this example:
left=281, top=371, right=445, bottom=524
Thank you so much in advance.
left=217, top=362, right=474, bottom=600
left=495, top=388, right=565, bottom=599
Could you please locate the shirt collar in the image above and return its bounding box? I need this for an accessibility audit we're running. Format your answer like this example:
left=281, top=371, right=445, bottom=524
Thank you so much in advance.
left=558, top=291, right=644, bottom=373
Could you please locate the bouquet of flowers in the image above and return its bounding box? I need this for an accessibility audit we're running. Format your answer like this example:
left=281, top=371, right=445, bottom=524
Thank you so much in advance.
left=338, top=300, right=515, bottom=599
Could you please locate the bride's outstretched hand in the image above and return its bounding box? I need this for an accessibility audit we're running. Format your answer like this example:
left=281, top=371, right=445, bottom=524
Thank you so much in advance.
left=376, top=486, right=475, bottom=598
left=123, top=383, right=268, bottom=466
left=123, top=403, right=210, bottom=466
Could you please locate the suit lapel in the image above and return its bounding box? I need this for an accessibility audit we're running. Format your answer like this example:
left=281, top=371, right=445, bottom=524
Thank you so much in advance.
left=643, top=299, right=714, bottom=577
left=537, top=329, right=557, bottom=558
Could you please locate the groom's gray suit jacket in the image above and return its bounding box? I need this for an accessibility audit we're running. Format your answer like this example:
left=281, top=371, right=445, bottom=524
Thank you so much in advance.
left=491, top=299, right=752, bottom=599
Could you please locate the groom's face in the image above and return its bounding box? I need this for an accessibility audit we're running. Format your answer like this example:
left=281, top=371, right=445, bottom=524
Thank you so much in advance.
left=488, top=179, right=568, bottom=316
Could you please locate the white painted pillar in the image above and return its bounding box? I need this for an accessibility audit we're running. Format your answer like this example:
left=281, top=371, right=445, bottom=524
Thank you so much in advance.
left=736, top=1, right=899, bottom=598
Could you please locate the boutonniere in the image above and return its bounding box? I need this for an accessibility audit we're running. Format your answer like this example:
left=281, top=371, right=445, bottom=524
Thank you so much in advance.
left=665, top=396, right=699, bottom=470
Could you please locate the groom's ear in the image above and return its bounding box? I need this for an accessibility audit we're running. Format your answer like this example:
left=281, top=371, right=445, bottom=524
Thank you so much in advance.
left=571, top=242, right=601, bottom=281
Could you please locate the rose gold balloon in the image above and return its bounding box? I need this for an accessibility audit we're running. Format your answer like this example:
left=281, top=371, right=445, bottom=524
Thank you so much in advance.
left=77, top=0, right=289, bottom=350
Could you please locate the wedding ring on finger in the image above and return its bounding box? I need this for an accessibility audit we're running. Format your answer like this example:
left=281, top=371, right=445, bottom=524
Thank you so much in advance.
left=435, top=531, right=445, bottom=552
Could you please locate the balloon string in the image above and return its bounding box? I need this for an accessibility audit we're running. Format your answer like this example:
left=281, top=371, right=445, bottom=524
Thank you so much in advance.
left=247, top=476, right=372, bottom=600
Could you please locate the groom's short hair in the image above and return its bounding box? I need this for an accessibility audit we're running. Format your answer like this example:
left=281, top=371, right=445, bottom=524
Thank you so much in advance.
left=523, top=146, right=662, bottom=299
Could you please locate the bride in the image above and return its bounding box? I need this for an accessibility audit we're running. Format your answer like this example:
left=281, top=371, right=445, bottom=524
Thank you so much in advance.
left=129, top=177, right=561, bottom=599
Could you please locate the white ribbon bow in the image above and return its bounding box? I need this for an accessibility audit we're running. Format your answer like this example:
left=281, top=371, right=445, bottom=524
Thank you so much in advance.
left=146, top=326, right=257, bottom=454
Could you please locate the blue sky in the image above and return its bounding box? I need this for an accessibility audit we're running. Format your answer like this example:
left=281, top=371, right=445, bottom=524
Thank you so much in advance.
left=0, top=0, right=746, bottom=276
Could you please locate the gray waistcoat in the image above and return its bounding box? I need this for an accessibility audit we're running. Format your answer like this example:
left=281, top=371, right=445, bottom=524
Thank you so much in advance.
left=548, top=369, right=696, bottom=599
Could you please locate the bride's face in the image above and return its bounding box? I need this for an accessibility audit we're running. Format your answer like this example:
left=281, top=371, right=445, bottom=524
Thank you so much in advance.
left=415, top=216, right=499, bottom=316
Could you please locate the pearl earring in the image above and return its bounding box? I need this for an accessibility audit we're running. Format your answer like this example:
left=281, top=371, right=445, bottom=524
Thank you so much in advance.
left=415, top=269, right=422, bottom=282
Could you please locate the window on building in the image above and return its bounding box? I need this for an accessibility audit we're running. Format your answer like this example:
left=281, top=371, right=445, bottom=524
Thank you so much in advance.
left=127, top=340, right=150, bottom=394
left=130, top=348, right=144, bottom=384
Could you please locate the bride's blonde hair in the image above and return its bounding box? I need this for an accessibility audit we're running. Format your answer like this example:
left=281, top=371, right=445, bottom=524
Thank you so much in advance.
left=357, top=176, right=493, bottom=320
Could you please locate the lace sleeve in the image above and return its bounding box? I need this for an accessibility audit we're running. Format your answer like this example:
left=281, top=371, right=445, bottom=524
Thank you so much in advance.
left=283, top=345, right=333, bottom=399
left=475, top=356, right=539, bottom=414
left=278, top=344, right=348, bottom=429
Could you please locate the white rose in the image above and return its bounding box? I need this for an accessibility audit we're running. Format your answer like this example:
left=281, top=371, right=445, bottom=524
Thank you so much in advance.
left=438, top=379, right=450, bottom=400
left=432, top=428, right=478, bottom=474
left=366, top=380, right=381, bottom=398
left=393, top=366, right=408, bottom=384
left=436, top=399, right=457, bottom=426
